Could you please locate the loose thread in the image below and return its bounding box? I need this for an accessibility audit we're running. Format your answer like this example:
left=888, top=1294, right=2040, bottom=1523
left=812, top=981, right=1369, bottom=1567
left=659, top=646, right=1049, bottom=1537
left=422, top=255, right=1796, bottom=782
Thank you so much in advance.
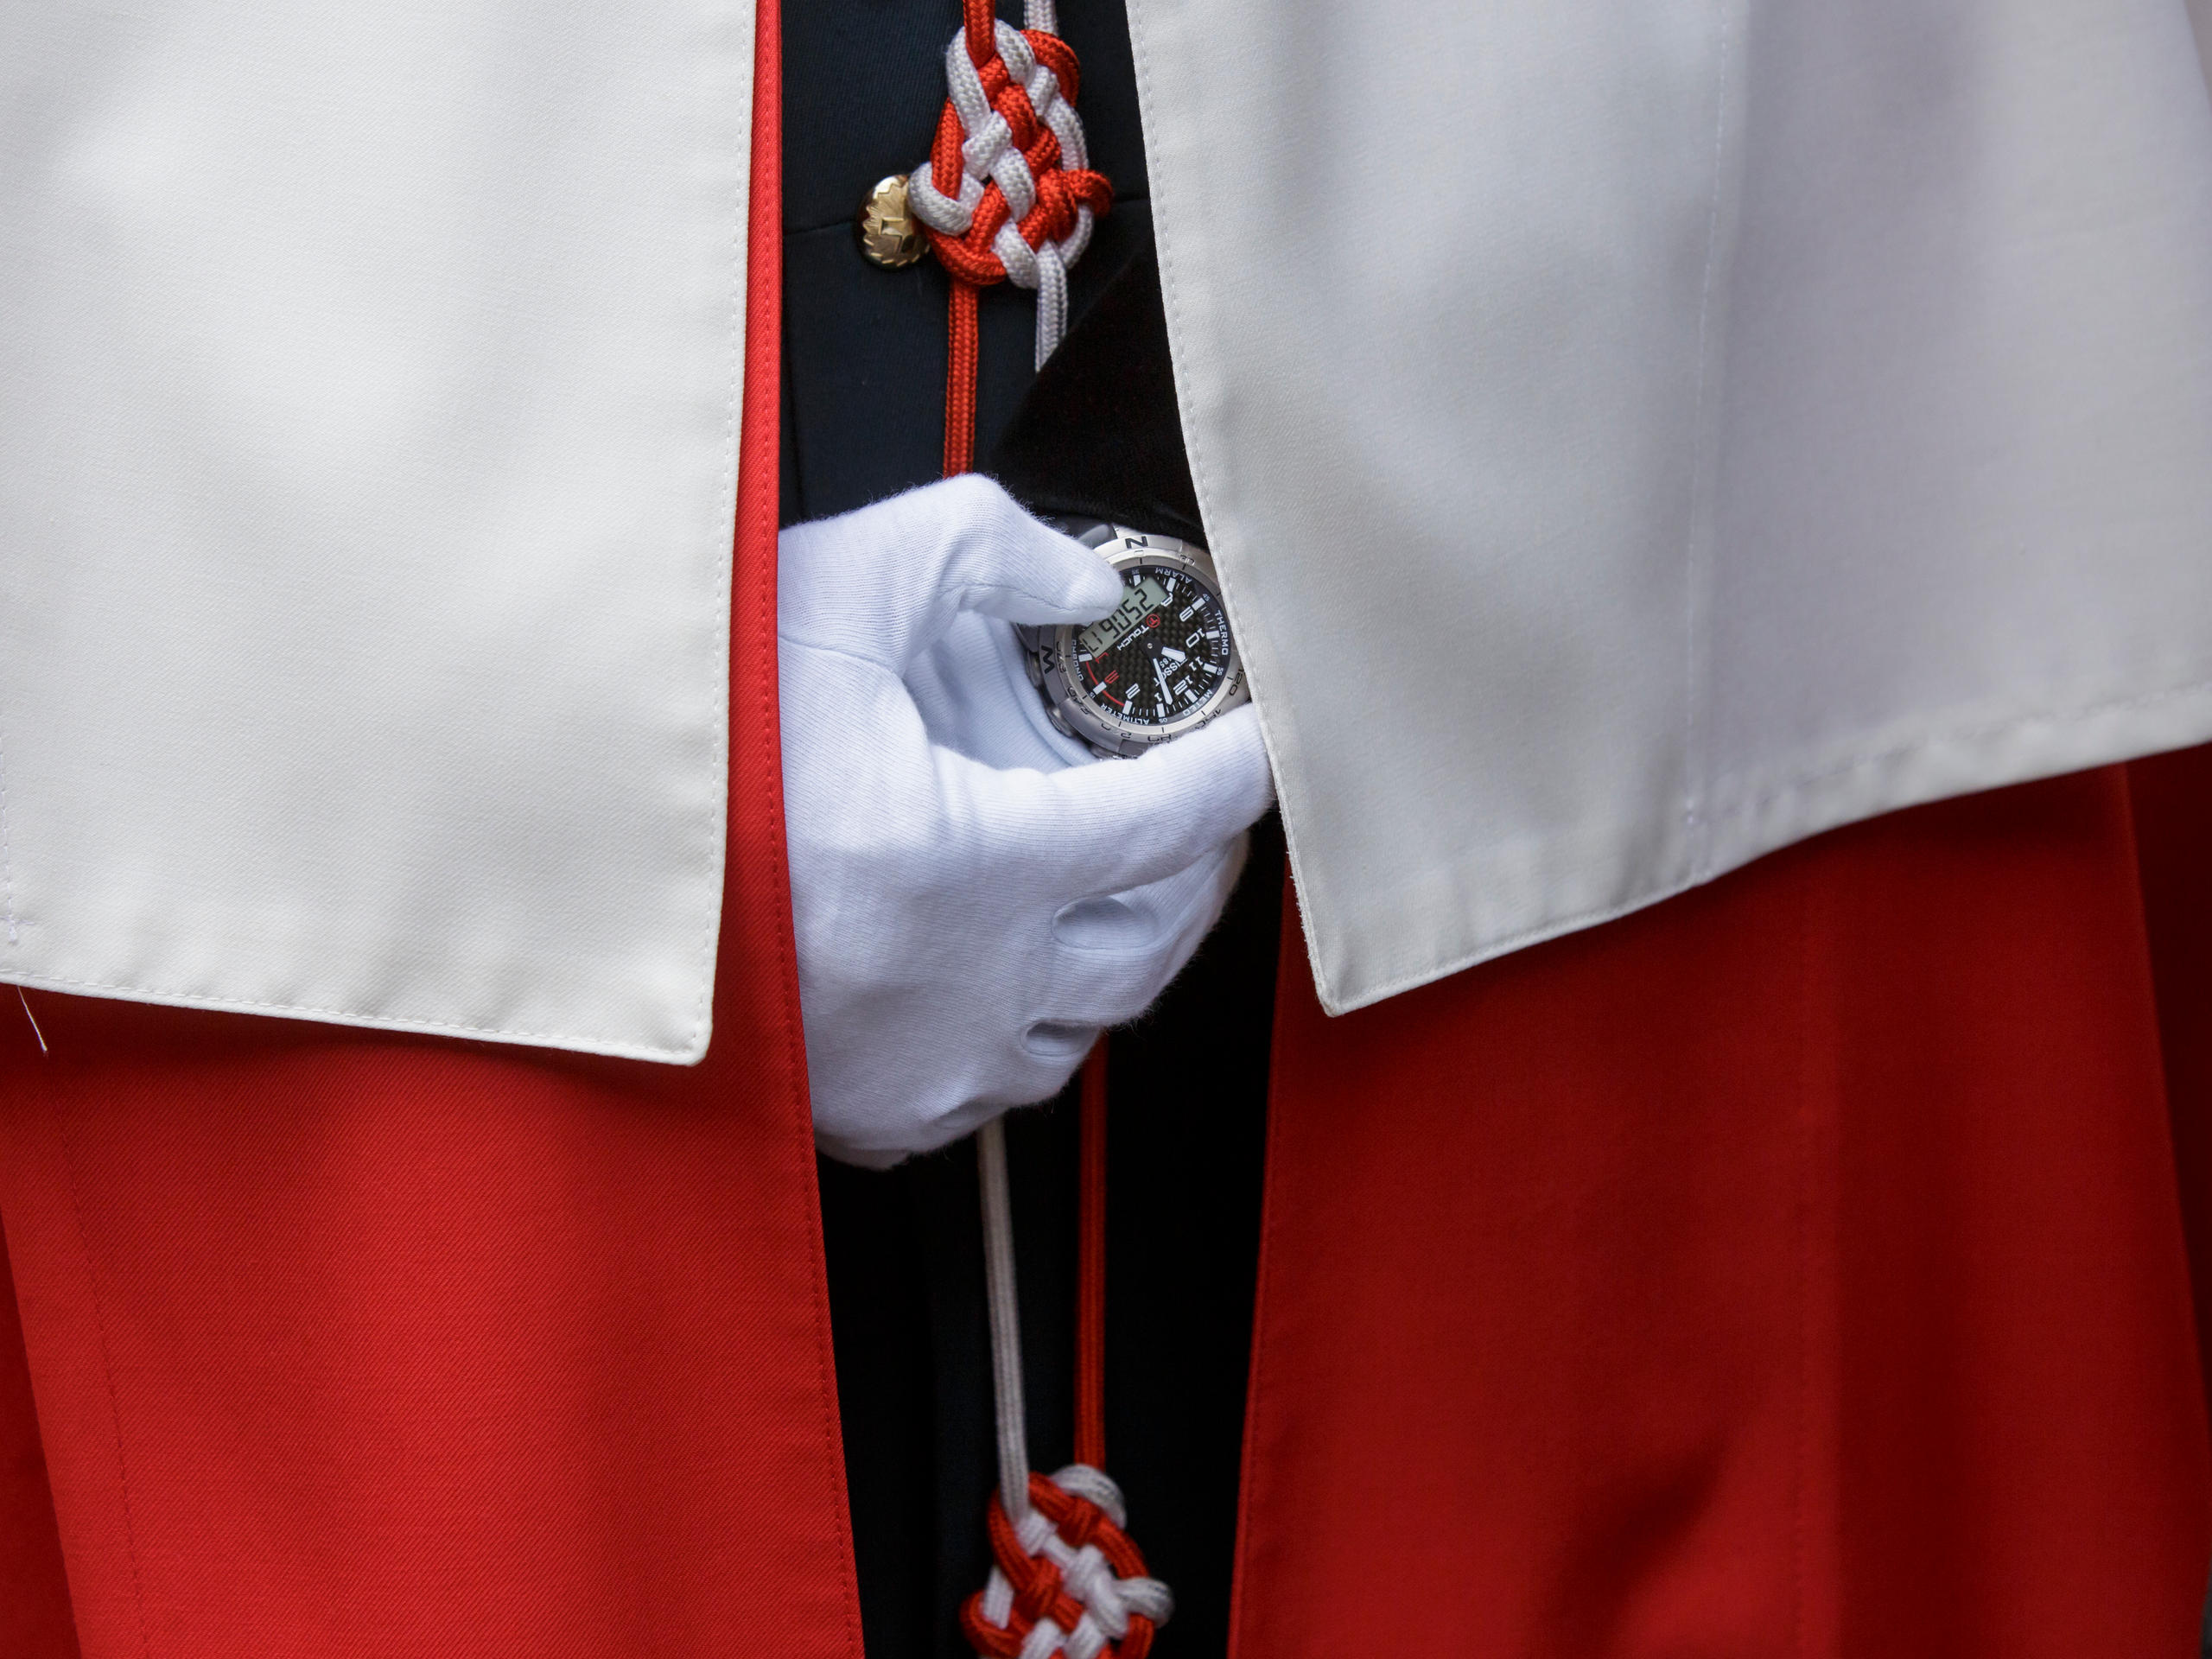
left=16, top=985, right=48, bottom=1054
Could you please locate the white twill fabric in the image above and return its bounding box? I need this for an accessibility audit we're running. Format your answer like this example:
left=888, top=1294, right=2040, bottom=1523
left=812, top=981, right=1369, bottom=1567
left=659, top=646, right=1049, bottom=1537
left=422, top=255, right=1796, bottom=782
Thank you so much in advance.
left=0, top=0, right=756, bottom=1059
left=779, top=479, right=1270, bottom=1168
left=1131, top=0, right=2212, bottom=1013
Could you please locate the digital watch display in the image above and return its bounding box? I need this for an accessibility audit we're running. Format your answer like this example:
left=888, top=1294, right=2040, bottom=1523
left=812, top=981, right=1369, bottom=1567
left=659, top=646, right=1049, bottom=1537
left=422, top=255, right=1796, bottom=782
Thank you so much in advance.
left=1020, top=520, right=1249, bottom=757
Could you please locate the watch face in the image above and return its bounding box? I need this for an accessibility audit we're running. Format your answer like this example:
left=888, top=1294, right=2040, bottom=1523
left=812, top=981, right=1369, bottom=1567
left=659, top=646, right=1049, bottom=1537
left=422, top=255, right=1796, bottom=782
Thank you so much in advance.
left=1028, top=524, right=1249, bottom=756
left=1070, top=563, right=1233, bottom=728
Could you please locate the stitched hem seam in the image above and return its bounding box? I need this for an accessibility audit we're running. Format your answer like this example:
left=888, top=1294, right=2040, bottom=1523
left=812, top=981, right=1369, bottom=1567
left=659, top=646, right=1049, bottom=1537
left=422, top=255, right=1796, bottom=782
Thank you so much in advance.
left=0, top=970, right=702, bottom=1063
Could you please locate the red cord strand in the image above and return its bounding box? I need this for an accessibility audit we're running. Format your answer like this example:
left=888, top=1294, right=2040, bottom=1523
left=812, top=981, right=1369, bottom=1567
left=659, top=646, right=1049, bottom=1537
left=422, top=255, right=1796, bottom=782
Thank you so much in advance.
left=944, top=279, right=981, bottom=480
left=1076, top=1043, right=1109, bottom=1469
left=936, top=1, right=992, bottom=484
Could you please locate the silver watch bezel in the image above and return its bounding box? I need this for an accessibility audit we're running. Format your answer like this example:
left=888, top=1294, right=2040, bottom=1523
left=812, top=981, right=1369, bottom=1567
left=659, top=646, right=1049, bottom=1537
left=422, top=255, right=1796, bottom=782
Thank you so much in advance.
left=1021, top=520, right=1249, bottom=758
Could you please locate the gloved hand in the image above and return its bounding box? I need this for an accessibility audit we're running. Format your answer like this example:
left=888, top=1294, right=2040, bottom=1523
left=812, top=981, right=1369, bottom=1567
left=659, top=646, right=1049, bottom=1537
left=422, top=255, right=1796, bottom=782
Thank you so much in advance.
left=779, top=474, right=1274, bottom=1168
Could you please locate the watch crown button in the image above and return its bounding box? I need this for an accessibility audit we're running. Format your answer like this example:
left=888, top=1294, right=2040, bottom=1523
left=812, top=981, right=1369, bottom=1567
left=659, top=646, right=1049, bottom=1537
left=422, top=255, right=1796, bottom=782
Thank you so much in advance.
left=855, top=175, right=926, bottom=270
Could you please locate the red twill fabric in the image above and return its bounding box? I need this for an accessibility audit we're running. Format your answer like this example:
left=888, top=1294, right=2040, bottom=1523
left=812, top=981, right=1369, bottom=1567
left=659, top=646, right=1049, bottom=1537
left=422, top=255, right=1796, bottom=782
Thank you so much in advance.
left=0, top=1221, right=76, bottom=1657
left=0, top=4, right=867, bottom=1653
left=1234, top=765, right=2212, bottom=1657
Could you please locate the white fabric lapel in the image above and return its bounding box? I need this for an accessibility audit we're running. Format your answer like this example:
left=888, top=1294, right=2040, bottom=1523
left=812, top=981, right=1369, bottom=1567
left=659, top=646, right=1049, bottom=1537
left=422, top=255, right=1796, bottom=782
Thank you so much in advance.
left=0, top=0, right=757, bottom=1059
left=1133, top=0, right=2212, bottom=1013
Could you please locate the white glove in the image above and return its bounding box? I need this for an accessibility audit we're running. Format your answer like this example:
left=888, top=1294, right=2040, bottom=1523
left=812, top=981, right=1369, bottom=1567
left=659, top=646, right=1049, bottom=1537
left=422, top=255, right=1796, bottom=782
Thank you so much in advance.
left=779, top=474, right=1274, bottom=1168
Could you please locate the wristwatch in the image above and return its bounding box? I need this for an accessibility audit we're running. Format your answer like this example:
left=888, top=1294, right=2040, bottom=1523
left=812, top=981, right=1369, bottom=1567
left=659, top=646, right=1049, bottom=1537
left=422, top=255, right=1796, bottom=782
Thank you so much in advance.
left=1020, top=519, right=1249, bottom=758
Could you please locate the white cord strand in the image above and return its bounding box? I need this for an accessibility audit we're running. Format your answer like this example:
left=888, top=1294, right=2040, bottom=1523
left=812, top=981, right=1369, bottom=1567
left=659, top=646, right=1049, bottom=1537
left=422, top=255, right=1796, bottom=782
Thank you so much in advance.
left=977, top=1117, right=1033, bottom=1524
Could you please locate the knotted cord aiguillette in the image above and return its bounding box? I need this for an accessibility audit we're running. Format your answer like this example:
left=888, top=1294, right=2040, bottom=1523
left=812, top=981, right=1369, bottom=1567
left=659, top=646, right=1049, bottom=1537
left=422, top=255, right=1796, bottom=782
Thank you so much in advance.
left=909, top=0, right=1114, bottom=474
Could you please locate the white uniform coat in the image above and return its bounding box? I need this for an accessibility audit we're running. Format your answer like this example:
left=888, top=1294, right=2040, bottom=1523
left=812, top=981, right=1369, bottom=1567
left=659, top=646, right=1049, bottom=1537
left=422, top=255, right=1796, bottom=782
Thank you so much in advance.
left=4, top=0, right=2211, bottom=1052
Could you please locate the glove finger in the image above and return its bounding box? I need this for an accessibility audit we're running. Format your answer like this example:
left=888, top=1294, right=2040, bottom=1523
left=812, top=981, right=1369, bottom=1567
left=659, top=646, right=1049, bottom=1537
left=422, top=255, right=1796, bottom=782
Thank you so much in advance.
left=957, top=702, right=1272, bottom=899
left=814, top=1033, right=1093, bottom=1168
left=1036, top=834, right=1249, bottom=1028
left=779, top=474, right=1121, bottom=671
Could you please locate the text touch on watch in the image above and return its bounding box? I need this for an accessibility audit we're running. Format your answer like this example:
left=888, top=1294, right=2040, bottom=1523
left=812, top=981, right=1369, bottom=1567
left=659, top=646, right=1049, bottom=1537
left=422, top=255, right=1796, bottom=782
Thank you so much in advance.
left=1020, top=520, right=1249, bottom=758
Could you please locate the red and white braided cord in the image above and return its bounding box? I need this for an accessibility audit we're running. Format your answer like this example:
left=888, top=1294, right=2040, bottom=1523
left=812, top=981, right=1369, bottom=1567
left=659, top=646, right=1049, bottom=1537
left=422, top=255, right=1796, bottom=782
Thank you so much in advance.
left=912, top=0, right=1112, bottom=474
left=962, top=1465, right=1173, bottom=1659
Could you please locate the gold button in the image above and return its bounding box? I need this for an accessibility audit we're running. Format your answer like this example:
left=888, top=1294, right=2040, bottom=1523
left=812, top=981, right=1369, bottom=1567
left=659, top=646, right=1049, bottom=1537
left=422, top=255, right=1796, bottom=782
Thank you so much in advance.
left=856, top=174, right=927, bottom=269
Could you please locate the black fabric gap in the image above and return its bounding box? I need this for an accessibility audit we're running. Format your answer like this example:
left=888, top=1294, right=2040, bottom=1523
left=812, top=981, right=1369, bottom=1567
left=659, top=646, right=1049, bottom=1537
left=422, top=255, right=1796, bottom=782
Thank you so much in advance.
left=787, top=8, right=1275, bottom=1653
